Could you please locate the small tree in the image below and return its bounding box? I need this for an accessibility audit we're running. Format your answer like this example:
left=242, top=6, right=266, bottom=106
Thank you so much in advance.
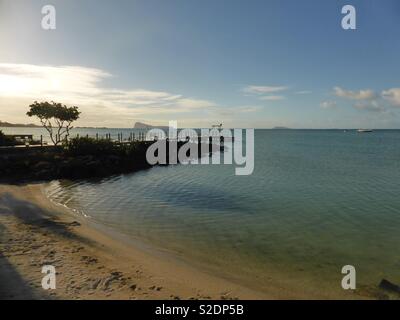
left=27, top=101, right=80, bottom=145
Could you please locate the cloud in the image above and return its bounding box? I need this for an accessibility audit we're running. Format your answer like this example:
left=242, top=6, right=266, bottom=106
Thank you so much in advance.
left=242, top=85, right=288, bottom=101
left=259, top=95, right=285, bottom=101
left=353, top=101, right=386, bottom=113
left=210, top=105, right=262, bottom=119
left=0, top=63, right=219, bottom=126
left=0, top=64, right=109, bottom=100
left=331, top=86, right=394, bottom=114
left=334, top=87, right=376, bottom=100
left=243, top=85, right=288, bottom=94
left=174, top=98, right=216, bottom=109
left=0, top=63, right=216, bottom=110
left=295, top=90, right=312, bottom=94
left=320, top=101, right=337, bottom=109
left=234, top=106, right=261, bottom=113
left=382, top=88, right=400, bottom=107
left=99, top=89, right=183, bottom=106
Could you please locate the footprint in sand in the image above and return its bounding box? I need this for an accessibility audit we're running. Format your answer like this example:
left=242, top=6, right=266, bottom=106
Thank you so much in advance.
left=67, top=221, right=81, bottom=227
left=81, top=256, right=98, bottom=265
left=149, top=285, right=162, bottom=291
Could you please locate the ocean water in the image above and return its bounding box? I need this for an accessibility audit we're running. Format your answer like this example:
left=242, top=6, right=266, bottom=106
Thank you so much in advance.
left=43, top=129, right=400, bottom=298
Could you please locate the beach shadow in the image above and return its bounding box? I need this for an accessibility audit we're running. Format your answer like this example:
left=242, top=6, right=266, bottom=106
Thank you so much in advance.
left=0, top=192, right=92, bottom=245
left=0, top=252, right=42, bottom=300
left=0, top=223, right=43, bottom=300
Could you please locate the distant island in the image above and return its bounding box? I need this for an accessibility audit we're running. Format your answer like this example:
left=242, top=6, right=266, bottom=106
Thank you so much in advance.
left=0, top=121, right=40, bottom=128
left=134, top=121, right=159, bottom=129
left=134, top=122, right=169, bottom=130
left=272, top=126, right=291, bottom=130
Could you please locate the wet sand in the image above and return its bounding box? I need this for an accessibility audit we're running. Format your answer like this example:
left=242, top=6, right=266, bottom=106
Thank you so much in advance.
left=0, top=184, right=270, bottom=300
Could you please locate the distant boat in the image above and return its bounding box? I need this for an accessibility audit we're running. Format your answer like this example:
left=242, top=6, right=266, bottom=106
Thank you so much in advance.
left=212, top=123, right=223, bottom=129
left=357, top=129, right=373, bottom=133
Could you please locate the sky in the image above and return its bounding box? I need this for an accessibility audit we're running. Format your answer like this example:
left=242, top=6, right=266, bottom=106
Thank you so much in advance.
left=0, top=0, right=400, bottom=128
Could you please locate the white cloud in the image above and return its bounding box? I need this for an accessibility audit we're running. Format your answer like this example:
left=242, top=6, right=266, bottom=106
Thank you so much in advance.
left=243, top=85, right=288, bottom=94
left=382, top=88, right=400, bottom=107
left=233, top=106, right=261, bottom=113
left=174, top=98, right=216, bottom=109
left=0, top=63, right=219, bottom=126
left=259, top=95, right=285, bottom=101
left=320, top=101, right=337, bottom=109
left=334, top=87, right=376, bottom=100
left=353, top=101, right=386, bottom=113
left=295, top=90, right=312, bottom=94
left=330, top=86, right=400, bottom=114
left=0, top=63, right=216, bottom=109
left=243, top=85, right=288, bottom=101
left=99, top=89, right=183, bottom=106
left=0, top=64, right=109, bottom=100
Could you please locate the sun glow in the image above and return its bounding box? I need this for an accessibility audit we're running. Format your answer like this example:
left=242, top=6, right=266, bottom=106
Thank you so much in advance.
left=0, top=74, right=31, bottom=96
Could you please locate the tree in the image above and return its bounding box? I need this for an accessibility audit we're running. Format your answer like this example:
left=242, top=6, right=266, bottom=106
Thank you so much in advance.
left=27, top=101, right=80, bottom=145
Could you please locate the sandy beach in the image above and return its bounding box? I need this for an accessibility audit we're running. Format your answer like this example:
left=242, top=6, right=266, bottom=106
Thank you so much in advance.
left=0, top=183, right=270, bottom=300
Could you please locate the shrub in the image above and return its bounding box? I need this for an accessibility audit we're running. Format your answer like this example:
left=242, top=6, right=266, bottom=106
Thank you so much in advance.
left=65, top=137, right=154, bottom=157
left=0, top=130, right=17, bottom=146
left=65, top=137, right=119, bottom=156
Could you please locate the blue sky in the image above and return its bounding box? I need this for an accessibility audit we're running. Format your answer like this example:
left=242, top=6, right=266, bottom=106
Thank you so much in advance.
left=1, top=0, right=400, bottom=128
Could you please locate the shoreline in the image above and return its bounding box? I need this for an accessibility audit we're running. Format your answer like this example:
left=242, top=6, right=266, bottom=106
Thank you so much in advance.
left=1, top=183, right=382, bottom=300
left=0, top=183, right=270, bottom=300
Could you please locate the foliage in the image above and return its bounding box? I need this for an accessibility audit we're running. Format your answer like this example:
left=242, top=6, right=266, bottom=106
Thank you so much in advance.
left=27, top=101, right=80, bottom=145
left=65, top=137, right=151, bottom=157
left=0, top=130, right=17, bottom=146
left=66, top=137, right=118, bottom=156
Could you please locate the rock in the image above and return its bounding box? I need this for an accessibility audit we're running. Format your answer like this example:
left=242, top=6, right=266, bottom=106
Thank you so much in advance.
left=379, top=279, right=400, bottom=294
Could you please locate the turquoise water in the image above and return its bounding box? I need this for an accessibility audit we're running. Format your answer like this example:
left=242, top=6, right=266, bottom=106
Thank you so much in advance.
left=45, top=130, right=400, bottom=298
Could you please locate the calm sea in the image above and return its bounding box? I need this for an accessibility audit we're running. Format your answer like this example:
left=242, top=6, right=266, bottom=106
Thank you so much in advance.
left=6, top=127, right=400, bottom=298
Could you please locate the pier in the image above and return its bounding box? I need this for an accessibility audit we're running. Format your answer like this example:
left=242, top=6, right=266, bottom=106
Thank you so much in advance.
left=1, top=128, right=234, bottom=148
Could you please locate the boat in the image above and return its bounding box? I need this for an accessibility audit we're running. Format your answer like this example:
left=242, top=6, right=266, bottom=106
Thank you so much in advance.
left=357, top=129, right=373, bottom=133
left=212, top=123, right=223, bottom=129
